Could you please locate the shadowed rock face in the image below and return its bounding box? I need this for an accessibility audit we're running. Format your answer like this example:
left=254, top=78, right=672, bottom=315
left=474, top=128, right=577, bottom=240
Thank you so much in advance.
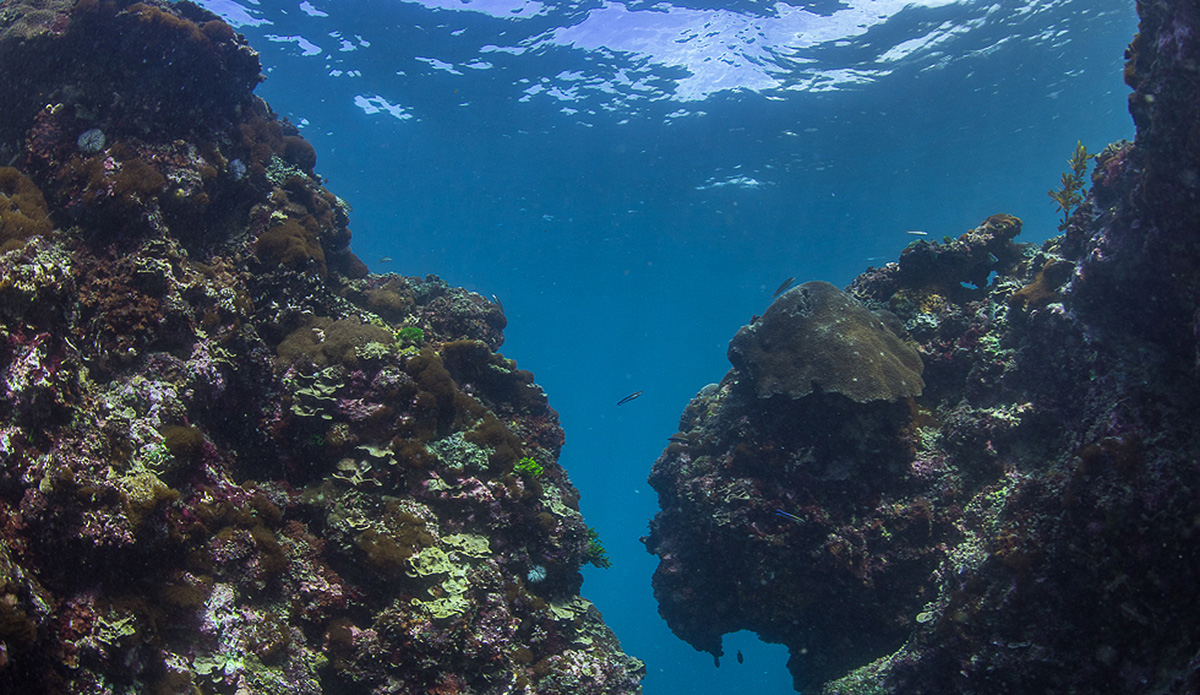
left=728, top=281, right=923, bottom=403
left=647, top=296, right=942, bottom=691
left=648, top=292, right=933, bottom=691
left=647, top=2, right=1200, bottom=693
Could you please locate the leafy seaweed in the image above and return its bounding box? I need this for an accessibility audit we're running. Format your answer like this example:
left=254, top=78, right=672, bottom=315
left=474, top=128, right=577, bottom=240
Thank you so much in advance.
left=514, top=455, right=543, bottom=477
left=1048, top=141, right=1093, bottom=230
left=394, top=325, right=424, bottom=346
left=583, top=526, right=611, bottom=569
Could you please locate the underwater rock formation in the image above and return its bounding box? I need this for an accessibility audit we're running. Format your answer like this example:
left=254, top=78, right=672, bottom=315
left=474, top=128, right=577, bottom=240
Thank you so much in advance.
left=0, top=2, right=642, bottom=693
left=645, top=1, right=1200, bottom=692
left=727, top=280, right=923, bottom=403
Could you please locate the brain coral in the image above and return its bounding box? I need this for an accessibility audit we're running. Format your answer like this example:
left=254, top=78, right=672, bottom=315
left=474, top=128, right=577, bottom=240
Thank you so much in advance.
left=0, top=167, right=52, bottom=253
left=727, top=280, right=923, bottom=402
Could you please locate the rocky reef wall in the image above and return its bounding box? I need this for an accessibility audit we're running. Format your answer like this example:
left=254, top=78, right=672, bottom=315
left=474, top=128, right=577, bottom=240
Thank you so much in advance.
left=0, top=1, right=642, bottom=693
left=645, top=0, right=1200, bottom=692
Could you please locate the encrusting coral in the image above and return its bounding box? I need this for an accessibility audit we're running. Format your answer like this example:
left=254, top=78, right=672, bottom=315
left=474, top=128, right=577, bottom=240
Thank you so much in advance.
left=0, top=2, right=642, bottom=694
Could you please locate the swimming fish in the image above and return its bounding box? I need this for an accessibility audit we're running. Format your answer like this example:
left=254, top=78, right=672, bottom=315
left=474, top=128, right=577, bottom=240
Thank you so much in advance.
left=667, top=435, right=689, bottom=444
left=772, top=276, right=796, bottom=298
left=736, top=650, right=744, bottom=664
left=906, top=230, right=928, bottom=236
left=775, top=509, right=803, bottom=523
left=379, top=255, right=394, bottom=262
left=491, top=294, right=504, bottom=313
left=617, top=391, right=643, bottom=406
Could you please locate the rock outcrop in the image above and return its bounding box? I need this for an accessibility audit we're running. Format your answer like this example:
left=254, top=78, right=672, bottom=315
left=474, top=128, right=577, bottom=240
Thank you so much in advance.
left=645, top=1, right=1200, bottom=692
left=0, top=2, right=642, bottom=693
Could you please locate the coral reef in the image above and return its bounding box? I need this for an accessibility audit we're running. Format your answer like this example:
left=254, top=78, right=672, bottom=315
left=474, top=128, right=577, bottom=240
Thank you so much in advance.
left=644, top=1, right=1200, bottom=692
left=0, top=1, right=641, bottom=693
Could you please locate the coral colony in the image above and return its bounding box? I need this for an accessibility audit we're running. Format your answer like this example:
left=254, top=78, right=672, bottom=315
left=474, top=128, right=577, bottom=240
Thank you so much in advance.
left=0, top=0, right=1197, bottom=694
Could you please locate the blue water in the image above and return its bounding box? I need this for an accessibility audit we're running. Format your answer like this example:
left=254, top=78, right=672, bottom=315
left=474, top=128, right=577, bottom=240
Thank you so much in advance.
left=195, top=0, right=1137, bottom=691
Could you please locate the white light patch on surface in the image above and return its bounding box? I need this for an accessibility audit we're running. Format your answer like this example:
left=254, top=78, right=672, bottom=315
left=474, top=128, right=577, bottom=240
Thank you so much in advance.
left=265, top=34, right=323, bottom=56
left=299, top=1, right=328, bottom=18
left=400, top=0, right=547, bottom=20
left=696, top=175, right=773, bottom=190
left=354, top=94, right=415, bottom=120
left=192, top=0, right=271, bottom=27
left=416, top=57, right=465, bottom=75
left=539, top=0, right=975, bottom=101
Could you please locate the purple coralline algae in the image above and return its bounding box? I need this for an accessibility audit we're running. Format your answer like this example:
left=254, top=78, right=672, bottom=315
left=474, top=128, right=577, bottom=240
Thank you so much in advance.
left=0, top=1, right=642, bottom=693
left=645, top=1, right=1200, bottom=692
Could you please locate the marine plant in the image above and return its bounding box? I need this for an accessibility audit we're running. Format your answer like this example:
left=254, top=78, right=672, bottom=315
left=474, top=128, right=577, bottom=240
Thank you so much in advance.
left=1048, top=141, right=1092, bottom=230
left=395, top=325, right=424, bottom=346
left=583, top=526, right=611, bottom=569
left=514, top=455, right=543, bottom=477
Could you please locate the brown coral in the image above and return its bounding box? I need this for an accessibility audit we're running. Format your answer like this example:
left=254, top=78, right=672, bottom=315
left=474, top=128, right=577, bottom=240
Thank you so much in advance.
left=256, top=218, right=326, bottom=275
left=275, top=316, right=392, bottom=368
left=727, top=280, right=924, bottom=403
left=0, top=167, right=53, bottom=253
left=1008, top=259, right=1074, bottom=310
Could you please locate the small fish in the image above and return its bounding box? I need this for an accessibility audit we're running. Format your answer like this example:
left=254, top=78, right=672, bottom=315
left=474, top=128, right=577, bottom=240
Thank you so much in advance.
left=667, top=435, right=689, bottom=444
left=772, top=276, right=796, bottom=298
left=775, top=509, right=803, bottom=523
left=491, top=294, right=504, bottom=313
left=906, top=230, right=928, bottom=236
left=736, top=650, right=744, bottom=664
left=379, top=256, right=394, bottom=263
left=617, top=391, right=643, bottom=406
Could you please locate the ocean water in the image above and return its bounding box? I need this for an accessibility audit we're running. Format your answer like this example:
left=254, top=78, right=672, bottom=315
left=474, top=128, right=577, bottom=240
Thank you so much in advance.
left=194, top=0, right=1138, bottom=691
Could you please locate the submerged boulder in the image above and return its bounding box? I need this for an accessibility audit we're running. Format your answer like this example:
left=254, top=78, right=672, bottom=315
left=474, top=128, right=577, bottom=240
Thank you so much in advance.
left=728, top=280, right=923, bottom=403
